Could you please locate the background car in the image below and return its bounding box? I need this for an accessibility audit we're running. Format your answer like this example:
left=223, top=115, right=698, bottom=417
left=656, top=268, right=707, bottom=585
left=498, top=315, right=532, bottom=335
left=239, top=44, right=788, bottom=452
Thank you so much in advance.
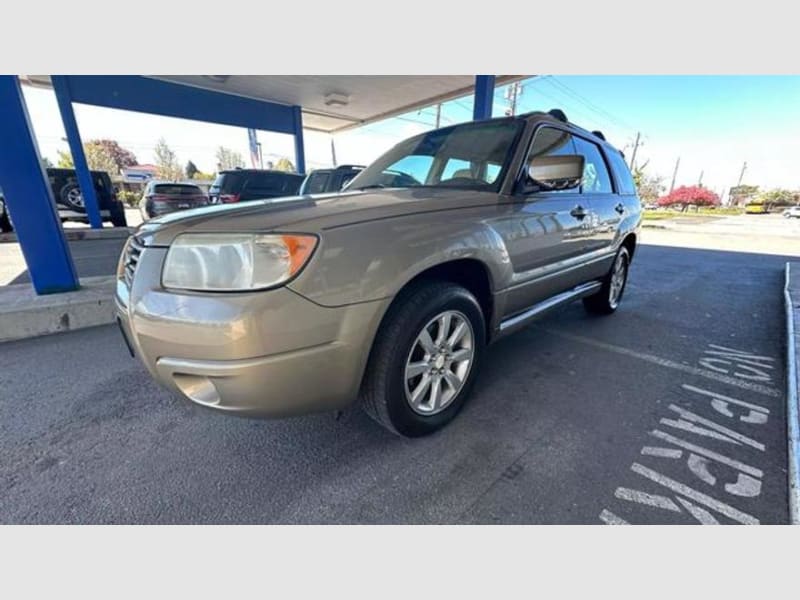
left=0, top=190, right=12, bottom=233
left=208, top=169, right=304, bottom=204
left=46, top=168, right=127, bottom=227
left=139, top=181, right=210, bottom=220
left=299, top=165, right=365, bottom=195
left=783, top=205, right=800, bottom=218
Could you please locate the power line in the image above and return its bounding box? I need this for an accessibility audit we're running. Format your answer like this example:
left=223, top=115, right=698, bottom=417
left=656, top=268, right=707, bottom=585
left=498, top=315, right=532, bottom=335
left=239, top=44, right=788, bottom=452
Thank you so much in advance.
left=542, top=76, right=640, bottom=134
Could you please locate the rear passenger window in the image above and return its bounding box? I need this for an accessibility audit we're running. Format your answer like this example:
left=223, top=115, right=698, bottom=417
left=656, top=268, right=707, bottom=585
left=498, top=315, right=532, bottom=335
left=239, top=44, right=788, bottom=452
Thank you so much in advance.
left=606, top=149, right=636, bottom=195
left=573, top=137, right=613, bottom=194
left=304, top=172, right=330, bottom=194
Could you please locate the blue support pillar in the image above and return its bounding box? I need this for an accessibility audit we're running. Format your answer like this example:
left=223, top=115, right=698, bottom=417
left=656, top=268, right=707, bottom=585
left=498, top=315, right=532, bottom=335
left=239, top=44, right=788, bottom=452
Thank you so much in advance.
left=51, top=75, right=103, bottom=229
left=0, top=76, right=79, bottom=294
left=473, top=75, right=496, bottom=121
left=293, top=106, right=306, bottom=175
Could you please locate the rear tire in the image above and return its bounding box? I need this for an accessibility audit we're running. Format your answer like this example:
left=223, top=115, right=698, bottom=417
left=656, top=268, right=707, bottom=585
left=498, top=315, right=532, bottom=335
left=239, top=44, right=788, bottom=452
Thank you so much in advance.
left=583, top=246, right=630, bottom=315
left=360, top=281, right=486, bottom=437
left=0, top=211, right=12, bottom=233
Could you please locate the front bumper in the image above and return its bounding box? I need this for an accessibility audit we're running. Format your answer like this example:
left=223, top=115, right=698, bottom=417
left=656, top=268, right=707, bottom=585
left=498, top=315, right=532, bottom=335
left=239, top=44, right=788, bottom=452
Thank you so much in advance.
left=115, top=241, right=389, bottom=417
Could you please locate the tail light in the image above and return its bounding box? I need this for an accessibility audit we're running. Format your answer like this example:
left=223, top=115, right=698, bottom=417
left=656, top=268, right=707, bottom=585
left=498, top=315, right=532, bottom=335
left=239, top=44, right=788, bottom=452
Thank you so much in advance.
left=219, top=193, right=240, bottom=204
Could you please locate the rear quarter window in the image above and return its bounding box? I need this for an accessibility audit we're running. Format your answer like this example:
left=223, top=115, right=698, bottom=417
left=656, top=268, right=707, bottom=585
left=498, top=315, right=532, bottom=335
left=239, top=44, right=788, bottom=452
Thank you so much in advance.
left=606, top=149, right=637, bottom=195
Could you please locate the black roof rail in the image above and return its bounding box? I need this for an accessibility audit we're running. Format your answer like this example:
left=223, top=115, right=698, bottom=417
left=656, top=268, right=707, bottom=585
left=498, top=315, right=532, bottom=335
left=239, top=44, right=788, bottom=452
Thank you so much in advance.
left=547, top=108, right=568, bottom=122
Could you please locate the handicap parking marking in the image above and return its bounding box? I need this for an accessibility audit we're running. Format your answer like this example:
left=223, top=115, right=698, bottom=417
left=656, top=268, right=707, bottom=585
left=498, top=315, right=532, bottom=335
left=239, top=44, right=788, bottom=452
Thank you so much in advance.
left=541, top=329, right=781, bottom=398
left=596, top=341, right=784, bottom=524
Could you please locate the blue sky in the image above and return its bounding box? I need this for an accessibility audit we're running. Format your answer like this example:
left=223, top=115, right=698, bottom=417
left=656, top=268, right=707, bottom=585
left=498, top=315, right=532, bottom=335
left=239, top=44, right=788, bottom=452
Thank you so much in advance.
left=22, top=76, right=800, bottom=198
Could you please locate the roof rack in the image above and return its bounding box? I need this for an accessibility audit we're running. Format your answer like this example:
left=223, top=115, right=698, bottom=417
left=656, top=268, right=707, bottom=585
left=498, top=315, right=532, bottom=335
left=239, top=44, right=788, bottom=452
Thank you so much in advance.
left=547, top=108, right=568, bottom=122
left=591, top=130, right=606, bottom=141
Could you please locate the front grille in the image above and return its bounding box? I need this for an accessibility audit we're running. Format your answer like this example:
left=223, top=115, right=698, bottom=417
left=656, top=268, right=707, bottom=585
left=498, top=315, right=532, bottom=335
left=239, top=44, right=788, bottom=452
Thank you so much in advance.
left=123, top=236, right=144, bottom=287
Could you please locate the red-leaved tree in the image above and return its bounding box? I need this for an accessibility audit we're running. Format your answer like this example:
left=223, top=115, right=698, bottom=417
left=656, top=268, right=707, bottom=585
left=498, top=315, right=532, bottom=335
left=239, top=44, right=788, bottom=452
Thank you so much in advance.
left=657, top=186, right=720, bottom=210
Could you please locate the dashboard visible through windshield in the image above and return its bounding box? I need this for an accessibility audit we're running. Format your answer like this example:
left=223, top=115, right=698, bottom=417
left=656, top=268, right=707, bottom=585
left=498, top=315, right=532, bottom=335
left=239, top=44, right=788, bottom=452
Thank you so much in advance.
left=347, top=119, right=522, bottom=192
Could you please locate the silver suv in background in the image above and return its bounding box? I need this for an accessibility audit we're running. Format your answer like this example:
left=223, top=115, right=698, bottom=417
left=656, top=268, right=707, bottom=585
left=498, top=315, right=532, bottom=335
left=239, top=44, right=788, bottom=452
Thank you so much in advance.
left=116, top=110, right=641, bottom=436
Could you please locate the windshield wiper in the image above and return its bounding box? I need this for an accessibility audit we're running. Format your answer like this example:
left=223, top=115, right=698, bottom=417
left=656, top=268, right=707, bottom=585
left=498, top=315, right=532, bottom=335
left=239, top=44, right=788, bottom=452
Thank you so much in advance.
left=353, top=184, right=386, bottom=190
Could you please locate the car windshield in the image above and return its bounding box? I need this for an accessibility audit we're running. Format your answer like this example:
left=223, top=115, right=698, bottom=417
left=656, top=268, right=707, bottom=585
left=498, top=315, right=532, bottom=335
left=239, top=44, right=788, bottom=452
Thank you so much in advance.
left=347, top=119, right=522, bottom=192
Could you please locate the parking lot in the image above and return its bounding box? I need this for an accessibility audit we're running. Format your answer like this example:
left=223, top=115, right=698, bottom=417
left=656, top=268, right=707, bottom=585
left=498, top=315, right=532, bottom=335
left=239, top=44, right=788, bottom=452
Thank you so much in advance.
left=0, top=217, right=795, bottom=524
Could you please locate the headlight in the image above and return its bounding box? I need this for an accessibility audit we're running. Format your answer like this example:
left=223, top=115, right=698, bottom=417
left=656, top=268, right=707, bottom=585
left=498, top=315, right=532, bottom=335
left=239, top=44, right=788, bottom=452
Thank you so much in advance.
left=162, top=233, right=317, bottom=291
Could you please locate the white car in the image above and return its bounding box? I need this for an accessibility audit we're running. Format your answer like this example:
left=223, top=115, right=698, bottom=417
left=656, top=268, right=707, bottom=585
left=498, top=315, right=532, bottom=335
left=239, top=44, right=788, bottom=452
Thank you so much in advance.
left=783, top=206, right=800, bottom=218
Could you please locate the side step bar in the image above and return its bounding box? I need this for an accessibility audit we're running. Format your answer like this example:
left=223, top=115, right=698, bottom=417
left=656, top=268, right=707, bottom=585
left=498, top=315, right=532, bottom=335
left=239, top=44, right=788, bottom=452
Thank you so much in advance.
left=497, top=281, right=602, bottom=336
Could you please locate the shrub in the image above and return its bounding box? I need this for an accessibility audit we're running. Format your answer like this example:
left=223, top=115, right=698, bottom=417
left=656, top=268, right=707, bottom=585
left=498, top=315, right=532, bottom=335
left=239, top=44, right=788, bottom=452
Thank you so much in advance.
left=117, top=190, right=141, bottom=208
left=657, top=186, right=720, bottom=209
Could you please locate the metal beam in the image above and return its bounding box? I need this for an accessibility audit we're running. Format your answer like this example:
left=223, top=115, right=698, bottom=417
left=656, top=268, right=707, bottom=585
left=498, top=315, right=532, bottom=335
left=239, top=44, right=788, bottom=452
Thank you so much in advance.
left=293, top=106, right=306, bottom=175
left=51, top=76, right=103, bottom=229
left=473, top=75, right=496, bottom=121
left=0, top=76, right=79, bottom=294
left=63, top=76, right=296, bottom=134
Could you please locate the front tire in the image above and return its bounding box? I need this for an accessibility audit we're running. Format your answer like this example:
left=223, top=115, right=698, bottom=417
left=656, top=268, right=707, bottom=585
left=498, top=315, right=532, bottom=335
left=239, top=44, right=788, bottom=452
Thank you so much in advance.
left=583, top=246, right=630, bottom=315
left=361, top=281, right=486, bottom=437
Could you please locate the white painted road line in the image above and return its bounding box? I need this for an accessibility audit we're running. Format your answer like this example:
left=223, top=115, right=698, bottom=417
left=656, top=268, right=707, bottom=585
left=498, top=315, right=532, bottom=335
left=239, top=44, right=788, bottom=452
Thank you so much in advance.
left=682, top=384, right=769, bottom=425
left=599, top=509, right=629, bottom=525
left=663, top=404, right=765, bottom=451
left=615, top=487, right=681, bottom=512
left=650, top=429, right=763, bottom=478
left=631, top=462, right=759, bottom=525
left=675, top=497, right=719, bottom=525
left=641, top=446, right=683, bottom=459
left=541, top=328, right=781, bottom=398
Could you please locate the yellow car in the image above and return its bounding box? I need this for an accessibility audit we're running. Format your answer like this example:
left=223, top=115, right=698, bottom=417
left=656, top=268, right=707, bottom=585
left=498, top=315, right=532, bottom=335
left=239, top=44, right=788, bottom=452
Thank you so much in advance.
left=745, top=202, right=768, bottom=214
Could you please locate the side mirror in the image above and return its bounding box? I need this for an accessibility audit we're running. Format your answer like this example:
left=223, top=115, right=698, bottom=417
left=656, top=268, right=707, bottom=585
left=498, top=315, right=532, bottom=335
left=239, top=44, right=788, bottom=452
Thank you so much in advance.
left=526, top=154, right=584, bottom=191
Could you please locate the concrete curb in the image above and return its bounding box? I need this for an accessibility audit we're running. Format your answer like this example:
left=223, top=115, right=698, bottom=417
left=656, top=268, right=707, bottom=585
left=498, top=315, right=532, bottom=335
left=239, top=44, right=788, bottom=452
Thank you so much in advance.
left=0, top=276, right=117, bottom=343
left=784, top=262, right=800, bottom=524
left=0, top=227, right=133, bottom=244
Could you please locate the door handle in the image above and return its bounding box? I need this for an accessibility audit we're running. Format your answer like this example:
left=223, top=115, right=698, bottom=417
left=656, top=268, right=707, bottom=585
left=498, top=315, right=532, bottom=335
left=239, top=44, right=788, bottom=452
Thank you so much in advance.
left=615, top=203, right=625, bottom=214
left=570, top=205, right=587, bottom=219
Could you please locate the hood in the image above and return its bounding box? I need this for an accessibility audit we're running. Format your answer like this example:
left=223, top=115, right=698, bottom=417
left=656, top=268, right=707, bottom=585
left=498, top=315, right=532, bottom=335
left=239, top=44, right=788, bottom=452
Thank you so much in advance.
left=136, top=187, right=497, bottom=246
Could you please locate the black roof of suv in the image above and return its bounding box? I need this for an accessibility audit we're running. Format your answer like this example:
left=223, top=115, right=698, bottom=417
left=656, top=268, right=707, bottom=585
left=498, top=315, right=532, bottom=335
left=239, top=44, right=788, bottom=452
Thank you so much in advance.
left=209, top=169, right=304, bottom=204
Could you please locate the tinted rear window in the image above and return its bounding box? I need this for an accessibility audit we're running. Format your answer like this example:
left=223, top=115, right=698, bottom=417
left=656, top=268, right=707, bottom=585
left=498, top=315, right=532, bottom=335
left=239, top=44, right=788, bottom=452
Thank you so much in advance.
left=153, top=184, right=203, bottom=195
left=210, top=173, right=245, bottom=194
left=606, top=149, right=636, bottom=195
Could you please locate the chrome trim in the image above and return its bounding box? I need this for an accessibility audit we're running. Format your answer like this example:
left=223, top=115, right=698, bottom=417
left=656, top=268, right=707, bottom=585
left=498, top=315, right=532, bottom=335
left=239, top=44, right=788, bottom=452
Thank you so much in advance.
left=499, top=280, right=602, bottom=331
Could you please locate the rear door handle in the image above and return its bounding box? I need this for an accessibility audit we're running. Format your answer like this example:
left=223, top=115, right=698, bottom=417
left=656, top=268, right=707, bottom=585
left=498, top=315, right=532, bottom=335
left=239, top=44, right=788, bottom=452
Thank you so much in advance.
left=615, top=203, right=625, bottom=214
left=570, top=205, right=587, bottom=219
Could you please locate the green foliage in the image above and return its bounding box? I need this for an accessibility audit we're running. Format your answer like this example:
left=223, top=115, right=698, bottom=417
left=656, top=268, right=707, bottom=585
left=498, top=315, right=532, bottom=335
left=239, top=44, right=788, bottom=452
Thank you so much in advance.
left=117, top=190, right=141, bottom=208
left=154, top=138, right=183, bottom=181
left=40, top=156, right=54, bottom=169
left=215, top=146, right=245, bottom=171
left=756, top=188, right=797, bottom=206
left=56, top=150, right=74, bottom=168
left=274, top=157, right=296, bottom=172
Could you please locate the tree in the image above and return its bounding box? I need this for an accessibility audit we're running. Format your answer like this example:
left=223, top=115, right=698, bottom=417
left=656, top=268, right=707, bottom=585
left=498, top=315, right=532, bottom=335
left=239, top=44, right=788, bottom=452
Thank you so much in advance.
left=41, top=156, right=54, bottom=169
left=632, top=163, right=665, bottom=203
left=87, top=139, right=137, bottom=172
left=756, top=188, right=797, bottom=207
left=56, top=150, right=74, bottom=168
left=185, top=160, right=199, bottom=179
left=273, top=157, right=296, bottom=172
left=215, top=146, right=245, bottom=171
left=154, top=138, right=183, bottom=181
left=54, top=139, right=137, bottom=174
left=658, top=185, right=720, bottom=211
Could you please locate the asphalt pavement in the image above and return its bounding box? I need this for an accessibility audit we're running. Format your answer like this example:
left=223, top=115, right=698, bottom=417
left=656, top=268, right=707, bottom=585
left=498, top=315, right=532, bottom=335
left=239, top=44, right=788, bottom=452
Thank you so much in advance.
left=0, top=227, right=796, bottom=523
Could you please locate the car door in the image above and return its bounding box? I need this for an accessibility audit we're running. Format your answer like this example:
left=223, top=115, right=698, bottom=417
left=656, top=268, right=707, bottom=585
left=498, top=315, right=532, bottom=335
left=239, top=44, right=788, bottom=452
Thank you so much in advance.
left=495, top=126, right=596, bottom=316
left=572, top=135, right=619, bottom=255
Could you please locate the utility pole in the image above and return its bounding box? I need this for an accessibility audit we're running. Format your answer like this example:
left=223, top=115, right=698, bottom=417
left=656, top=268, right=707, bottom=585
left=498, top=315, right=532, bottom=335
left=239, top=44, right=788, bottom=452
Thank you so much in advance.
left=434, top=103, right=441, bottom=128
left=628, top=132, right=641, bottom=170
left=504, top=82, right=522, bottom=116
left=330, top=138, right=337, bottom=167
left=669, top=156, right=681, bottom=193
left=698, top=170, right=704, bottom=187
left=737, top=161, right=747, bottom=186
